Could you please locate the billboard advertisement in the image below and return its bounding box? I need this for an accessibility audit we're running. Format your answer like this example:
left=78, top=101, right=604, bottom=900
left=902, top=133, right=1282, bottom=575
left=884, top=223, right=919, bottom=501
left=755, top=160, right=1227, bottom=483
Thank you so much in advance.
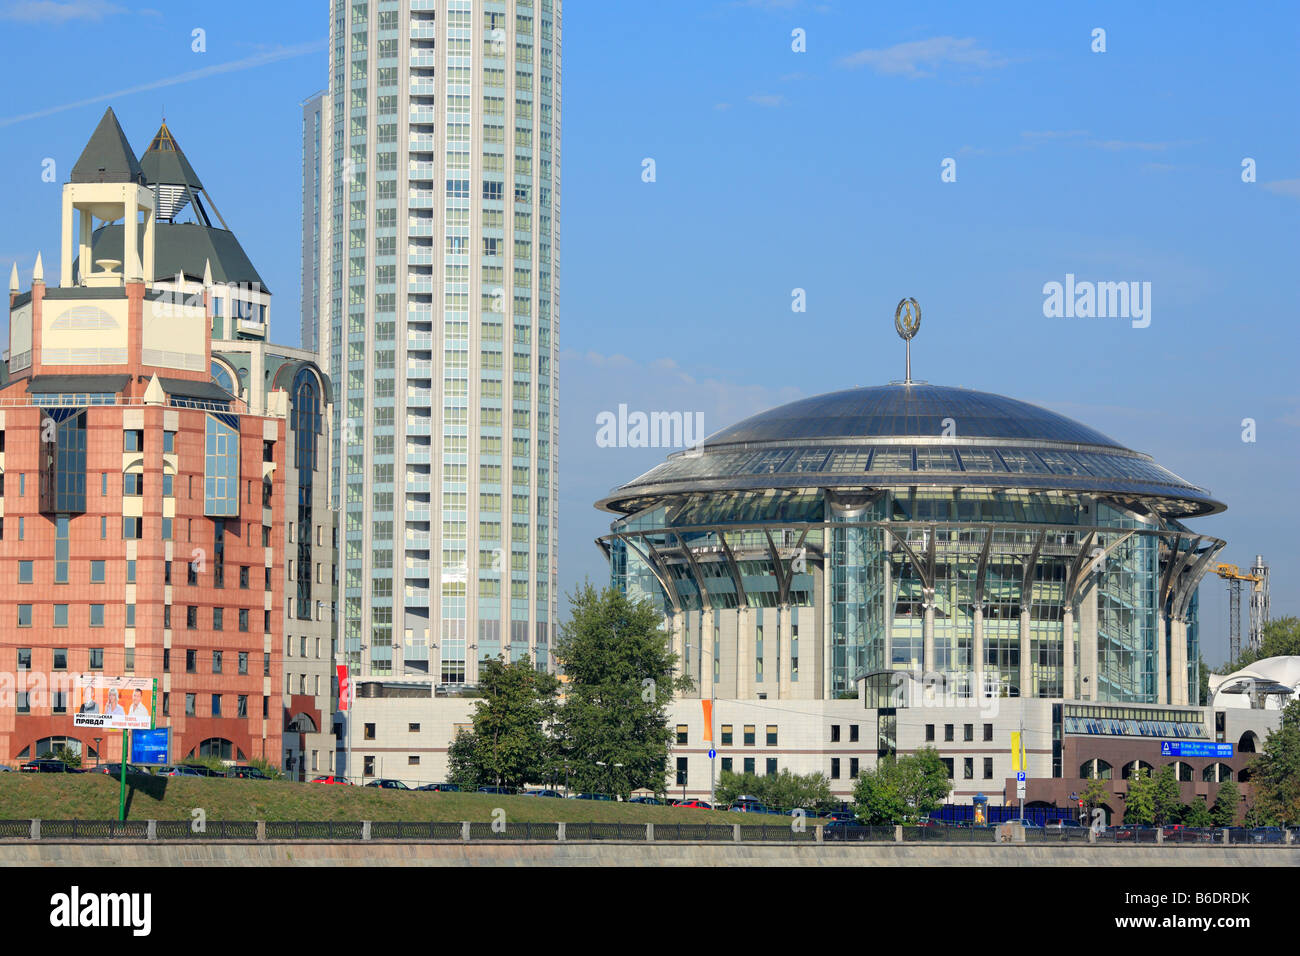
left=130, top=728, right=171, bottom=765
left=73, top=677, right=156, bottom=731
left=1160, top=741, right=1234, bottom=758
left=337, top=665, right=351, bottom=712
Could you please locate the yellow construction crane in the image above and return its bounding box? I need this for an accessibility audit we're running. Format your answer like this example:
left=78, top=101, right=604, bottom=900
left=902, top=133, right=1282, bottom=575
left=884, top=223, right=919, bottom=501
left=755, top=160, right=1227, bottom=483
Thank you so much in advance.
left=1212, top=563, right=1263, bottom=661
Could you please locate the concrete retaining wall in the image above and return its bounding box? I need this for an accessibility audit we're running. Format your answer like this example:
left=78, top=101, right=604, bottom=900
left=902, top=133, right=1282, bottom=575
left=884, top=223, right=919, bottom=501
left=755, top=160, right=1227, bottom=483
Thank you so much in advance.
left=3, top=842, right=1296, bottom=867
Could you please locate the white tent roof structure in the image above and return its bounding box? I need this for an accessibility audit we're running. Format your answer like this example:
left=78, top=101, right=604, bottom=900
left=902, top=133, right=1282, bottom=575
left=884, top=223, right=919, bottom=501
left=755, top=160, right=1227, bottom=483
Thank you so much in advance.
left=1209, top=656, right=1300, bottom=710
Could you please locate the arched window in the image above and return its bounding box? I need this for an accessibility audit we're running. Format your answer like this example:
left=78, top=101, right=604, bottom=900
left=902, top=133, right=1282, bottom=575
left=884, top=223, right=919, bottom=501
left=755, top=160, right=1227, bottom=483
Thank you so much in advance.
left=210, top=360, right=235, bottom=396
left=18, top=736, right=94, bottom=760
left=198, top=737, right=233, bottom=760
left=1202, top=763, right=1232, bottom=783
left=1238, top=731, right=1259, bottom=753
left=292, top=368, right=320, bottom=472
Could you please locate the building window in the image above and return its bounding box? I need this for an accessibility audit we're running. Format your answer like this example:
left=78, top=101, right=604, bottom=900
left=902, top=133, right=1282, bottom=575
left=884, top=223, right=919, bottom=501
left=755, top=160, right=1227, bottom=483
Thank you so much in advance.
left=187, top=606, right=198, bottom=629
left=984, top=757, right=994, bottom=779
left=766, top=725, right=778, bottom=746
left=54, top=605, right=68, bottom=628
left=964, top=757, right=974, bottom=779
left=364, top=723, right=376, bottom=740
left=89, top=605, right=104, bottom=627
left=185, top=693, right=196, bottom=716
left=17, top=605, right=32, bottom=627
left=676, top=724, right=688, bottom=745
left=984, top=723, right=994, bottom=742
left=186, top=649, right=196, bottom=673
left=830, top=724, right=841, bottom=743
left=831, top=758, right=841, bottom=779
left=211, top=695, right=222, bottom=717
left=240, top=566, right=249, bottom=588
left=675, top=757, right=687, bottom=786
left=409, top=723, right=420, bottom=733
left=53, top=648, right=67, bottom=670
left=87, top=648, right=104, bottom=670
left=944, top=724, right=954, bottom=742
left=17, top=561, right=33, bottom=583
left=123, top=429, right=144, bottom=452
left=237, top=695, right=248, bottom=718
left=743, top=725, right=755, bottom=746
left=239, top=608, right=249, bottom=632
left=17, top=648, right=31, bottom=670
left=765, top=758, right=777, bottom=776
left=212, top=651, right=222, bottom=674
left=850, top=724, right=860, bottom=743
left=925, top=724, right=935, bottom=742
left=721, top=724, right=733, bottom=746
left=743, top=757, right=755, bottom=775
left=964, top=724, right=974, bottom=742
left=850, top=758, right=860, bottom=778
left=238, top=652, right=248, bottom=675
left=941, top=758, right=954, bottom=779
left=213, top=607, right=223, bottom=631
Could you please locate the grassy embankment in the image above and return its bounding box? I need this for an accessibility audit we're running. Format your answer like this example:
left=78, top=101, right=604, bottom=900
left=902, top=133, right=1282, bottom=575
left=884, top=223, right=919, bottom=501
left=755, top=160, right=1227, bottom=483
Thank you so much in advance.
left=0, top=774, right=763, bottom=824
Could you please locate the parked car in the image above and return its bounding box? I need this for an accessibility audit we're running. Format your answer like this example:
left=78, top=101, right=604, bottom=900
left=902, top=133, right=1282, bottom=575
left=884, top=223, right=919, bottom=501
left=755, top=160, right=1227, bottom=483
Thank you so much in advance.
left=522, top=789, right=563, bottom=798
left=728, top=801, right=772, bottom=814
left=823, top=809, right=857, bottom=823
left=160, top=765, right=207, bottom=777
left=417, top=783, right=461, bottom=792
left=0, top=764, right=13, bottom=772
left=19, top=759, right=80, bottom=773
left=95, top=763, right=150, bottom=777
left=1112, top=825, right=1155, bottom=841
left=672, top=798, right=711, bottom=809
left=628, top=796, right=664, bottom=805
left=178, top=764, right=225, bottom=777
left=572, top=792, right=614, bottom=801
left=365, top=778, right=411, bottom=790
left=225, top=766, right=270, bottom=780
left=476, top=785, right=515, bottom=795
left=310, top=775, right=351, bottom=785
left=824, top=819, right=871, bottom=839
left=1045, top=818, right=1084, bottom=833
left=1245, top=826, right=1286, bottom=844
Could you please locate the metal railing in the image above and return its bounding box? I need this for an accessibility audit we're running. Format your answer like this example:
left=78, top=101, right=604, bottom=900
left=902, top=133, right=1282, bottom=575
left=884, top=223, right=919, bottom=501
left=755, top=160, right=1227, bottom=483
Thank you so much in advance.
left=0, top=820, right=1290, bottom=846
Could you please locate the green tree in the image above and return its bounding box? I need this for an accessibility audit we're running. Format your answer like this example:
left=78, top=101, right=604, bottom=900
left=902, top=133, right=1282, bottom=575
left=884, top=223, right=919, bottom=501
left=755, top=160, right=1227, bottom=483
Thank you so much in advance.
left=1210, top=778, right=1240, bottom=827
left=1181, top=796, right=1213, bottom=827
left=852, top=757, right=908, bottom=825
left=40, top=745, right=81, bottom=770
left=1219, top=616, right=1300, bottom=676
left=1249, top=700, right=1300, bottom=826
left=1081, top=776, right=1110, bottom=822
left=1151, top=764, right=1182, bottom=825
left=468, top=654, right=558, bottom=789
left=897, top=747, right=951, bottom=821
left=715, top=769, right=831, bottom=812
left=447, top=729, right=483, bottom=790
left=551, top=584, right=691, bottom=798
left=1123, top=767, right=1155, bottom=825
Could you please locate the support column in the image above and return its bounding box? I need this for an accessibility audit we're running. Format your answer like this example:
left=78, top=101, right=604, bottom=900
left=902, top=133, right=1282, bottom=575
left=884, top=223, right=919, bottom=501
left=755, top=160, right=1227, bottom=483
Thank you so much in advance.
left=1062, top=604, right=1075, bottom=700
left=778, top=604, right=793, bottom=698
left=1156, top=611, right=1169, bottom=706
left=123, top=196, right=140, bottom=283
left=1170, top=618, right=1188, bottom=706
left=972, top=605, right=986, bottom=698
left=60, top=191, right=75, bottom=286
left=79, top=210, right=92, bottom=280
left=736, top=607, right=751, bottom=700
left=1019, top=607, right=1032, bottom=699
left=671, top=612, right=686, bottom=686
left=700, top=608, right=715, bottom=700
left=142, top=211, right=155, bottom=284
left=1079, top=588, right=1098, bottom=701
left=922, top=588, right=935, bottom=676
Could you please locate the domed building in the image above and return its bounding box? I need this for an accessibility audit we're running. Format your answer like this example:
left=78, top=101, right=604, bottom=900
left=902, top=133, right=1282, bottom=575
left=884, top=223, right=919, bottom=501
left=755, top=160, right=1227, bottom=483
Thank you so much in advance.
left=595, top=313, right=1262, bottom=807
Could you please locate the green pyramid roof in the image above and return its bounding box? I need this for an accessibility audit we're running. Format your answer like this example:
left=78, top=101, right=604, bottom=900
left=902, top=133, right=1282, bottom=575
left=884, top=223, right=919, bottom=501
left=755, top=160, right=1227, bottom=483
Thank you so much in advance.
left=70, top=107, right=145, bottom=185
left=139, top=121, right=203, bottom=190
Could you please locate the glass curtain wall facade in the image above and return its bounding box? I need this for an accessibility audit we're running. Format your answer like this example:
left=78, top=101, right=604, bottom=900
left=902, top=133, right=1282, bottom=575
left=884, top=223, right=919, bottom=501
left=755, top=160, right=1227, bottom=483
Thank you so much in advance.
left=320, top=0, right=559, bottom=681
left=606, top=487, right=1212, bottom=706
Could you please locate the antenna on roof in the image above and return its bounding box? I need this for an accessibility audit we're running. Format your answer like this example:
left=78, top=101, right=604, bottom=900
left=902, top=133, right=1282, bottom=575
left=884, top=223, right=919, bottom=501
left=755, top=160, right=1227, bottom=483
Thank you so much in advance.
left=894, top=298, right=921, bottom=384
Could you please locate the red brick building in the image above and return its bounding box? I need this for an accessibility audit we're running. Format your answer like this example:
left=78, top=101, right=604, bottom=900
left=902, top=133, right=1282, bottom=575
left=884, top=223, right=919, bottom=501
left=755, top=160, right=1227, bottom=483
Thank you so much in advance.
left=0, top=108, right=285, bottom=767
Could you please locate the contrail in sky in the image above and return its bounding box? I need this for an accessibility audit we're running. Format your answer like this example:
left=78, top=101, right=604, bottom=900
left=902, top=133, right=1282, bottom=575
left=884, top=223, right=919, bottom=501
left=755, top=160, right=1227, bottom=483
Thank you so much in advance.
left=0, top=39, right=325, bottom=128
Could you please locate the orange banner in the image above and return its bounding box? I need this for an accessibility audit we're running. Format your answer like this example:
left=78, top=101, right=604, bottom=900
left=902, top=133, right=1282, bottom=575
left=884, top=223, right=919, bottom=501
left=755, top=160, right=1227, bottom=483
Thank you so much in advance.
left=702, top=700, right=713, bottom=743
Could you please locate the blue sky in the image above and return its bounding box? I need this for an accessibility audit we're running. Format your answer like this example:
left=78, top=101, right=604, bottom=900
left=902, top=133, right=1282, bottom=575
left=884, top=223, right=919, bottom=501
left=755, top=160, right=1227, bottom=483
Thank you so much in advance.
left=0, top=0, right=1296, bottom=666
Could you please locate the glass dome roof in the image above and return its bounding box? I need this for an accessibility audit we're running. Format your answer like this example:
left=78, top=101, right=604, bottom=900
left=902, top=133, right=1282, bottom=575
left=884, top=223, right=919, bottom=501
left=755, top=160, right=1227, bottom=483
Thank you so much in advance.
left=703, top=384, right=1122, bottom=449
left=598, top=382, right=1225, bottom=518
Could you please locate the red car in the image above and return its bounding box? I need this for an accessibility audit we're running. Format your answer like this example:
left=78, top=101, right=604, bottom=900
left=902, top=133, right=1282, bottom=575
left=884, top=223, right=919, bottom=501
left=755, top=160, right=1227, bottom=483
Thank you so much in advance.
left=311, top=775, right=351, bottom=785
left=672, top=799, right=712, bottom=809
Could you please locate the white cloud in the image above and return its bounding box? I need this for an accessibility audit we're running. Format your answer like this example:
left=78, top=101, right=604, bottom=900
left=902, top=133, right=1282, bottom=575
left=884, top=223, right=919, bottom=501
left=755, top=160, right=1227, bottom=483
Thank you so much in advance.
left=1262, top=179, right=1300, bottom=199
left=0, top=0, right=125, bottom=22
left=839, top=36, right=1008, bottom=78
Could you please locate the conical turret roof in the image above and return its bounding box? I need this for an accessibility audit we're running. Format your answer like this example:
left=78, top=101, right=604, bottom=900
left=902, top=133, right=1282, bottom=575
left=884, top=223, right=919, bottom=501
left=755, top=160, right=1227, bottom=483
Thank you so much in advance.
left=140, top=121, right=203, bottom=190
left=70, top=107, right=145, bottom=185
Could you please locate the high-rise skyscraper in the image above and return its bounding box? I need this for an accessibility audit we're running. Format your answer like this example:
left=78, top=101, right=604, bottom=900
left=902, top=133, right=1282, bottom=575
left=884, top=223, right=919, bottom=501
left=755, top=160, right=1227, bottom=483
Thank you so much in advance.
left=310, top=1, right=560, bottom=682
